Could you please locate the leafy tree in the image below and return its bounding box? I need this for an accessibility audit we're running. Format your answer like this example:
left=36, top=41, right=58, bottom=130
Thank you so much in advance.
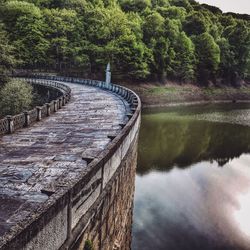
left=151, top=0, right=169, bottom=8
left=81, top=5, right=151, bottom=78
left=151, top=37, right=171, bottom=81
left=0, top=79, right=33, bottom=116
left=0, top=1, right=48, bottom=68
left=156, top=6, right=186, bottom=21
left=183, top=11, right=208, bottom=36
left=0, top=0, right=249, bottom=84
left=143, top=12, right=164, bottom=43
left=0, top=23, right=16, bottom=83
left=193, top=32, right=220, bottom=84
left=119, top=0, right=151, bottom=13
left=143, top=12, right=170, bottom=80
left=219, top=15, right=237, bottom=27
left=43, top=8, right=82, bottom=71
left=169, top=0, right=193, bottom=12
left=171, top=32, right=196, bottom=82
left=112, top=34, right=151, bottom=79
left=200, top=4, right=222, bottom=15
left=224, top=21, right=250, bottom=79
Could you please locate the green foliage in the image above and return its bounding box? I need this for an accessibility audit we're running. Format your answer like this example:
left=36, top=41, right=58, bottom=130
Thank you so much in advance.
left=193, top=32, right=220, bottom=84
left=119, top=0, right=151, bottom=13
left=0, top=79, right=33, bottom=116
left=0, top=23, right=16, bottom=83
left=0, top=1, right=48, bottom=67
left=43, top=8, right=82, bottom=70
left=224, top=21, right=250, bottom=78
left=157, top=6, right=186, bottom=21
left=112, top=34, right=151, bottom=79
left=84, top=239, right=94, bottom=250
left=143, top=11, right=164, bottom=41
left=0, top=0, right=249, bottom=84
left=183, top=11, right=208, bottom=36
left=171, top=32, right=196, bottom=82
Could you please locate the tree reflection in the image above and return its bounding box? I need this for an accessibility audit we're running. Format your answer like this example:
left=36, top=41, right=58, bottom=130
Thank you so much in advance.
left=138, top=112, right=250, bottom=174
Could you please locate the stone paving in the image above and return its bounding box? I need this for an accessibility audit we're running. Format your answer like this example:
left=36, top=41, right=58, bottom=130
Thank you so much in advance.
left=0, top=81, right=130, bottom=238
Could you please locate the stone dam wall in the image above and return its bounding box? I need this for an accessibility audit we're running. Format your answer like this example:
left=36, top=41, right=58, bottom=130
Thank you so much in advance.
left=0, top=76, right=141, bottom=250
left=71, top=128, right=138, bottom=250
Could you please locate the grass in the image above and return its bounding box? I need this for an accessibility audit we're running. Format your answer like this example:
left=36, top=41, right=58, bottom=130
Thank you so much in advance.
left=121, top=81, right=250, bottom=106
left=147, top=86, right=180, bottom=94
left=203, top=87, right=224, bottom=95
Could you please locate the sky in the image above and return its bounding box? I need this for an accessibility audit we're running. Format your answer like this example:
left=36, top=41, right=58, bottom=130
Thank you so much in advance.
left=197, top=0, right=250, bottom=15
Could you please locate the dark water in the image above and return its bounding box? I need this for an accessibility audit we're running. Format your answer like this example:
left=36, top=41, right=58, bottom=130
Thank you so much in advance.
left=132, top=103, right=250, bottom=250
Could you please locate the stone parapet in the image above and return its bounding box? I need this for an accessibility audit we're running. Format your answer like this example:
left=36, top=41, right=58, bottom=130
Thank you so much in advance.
left=0, top=78, right=71, bottom=136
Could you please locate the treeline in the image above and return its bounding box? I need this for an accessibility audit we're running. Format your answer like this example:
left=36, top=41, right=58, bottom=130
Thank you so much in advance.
left=0, top=0, right=249, bottom=85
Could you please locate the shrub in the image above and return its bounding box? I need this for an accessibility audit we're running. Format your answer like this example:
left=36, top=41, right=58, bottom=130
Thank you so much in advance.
left=84, top=239, right=94, bottom=250
left=0, top=79, right=33, bottom=116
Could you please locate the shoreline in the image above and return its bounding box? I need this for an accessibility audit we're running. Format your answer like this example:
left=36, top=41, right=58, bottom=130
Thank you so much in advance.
left=142, top=100, right=250, bottom=108
left=119, top=82, right=250, bottom=108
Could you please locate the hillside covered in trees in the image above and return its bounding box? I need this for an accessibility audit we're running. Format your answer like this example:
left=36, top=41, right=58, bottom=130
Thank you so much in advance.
left=0, top=0, right=249, bottom=85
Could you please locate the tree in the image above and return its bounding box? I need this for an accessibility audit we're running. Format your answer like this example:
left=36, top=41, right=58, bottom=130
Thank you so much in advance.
left=0, top=23, right=16, bottom=84
left=82, top=5, right=151, bottom=79
left=169, top=0, right=193, bottom=12
left=183, top=11, right=209, bottom=36
left=193, top=32, right=220, bottom=84
left=0, top=79, right=33, bottom=116
left=0, top=1, right=48, bottom=68
left=43, top=8, right=82, bottom=71
left=112, top=34, right=151, bottom=79
left=143, top=12, right=170, bottom=80
left=217, top=37, right=235, bottom=81
left=0, top=0, right=249, bottom=85
left=200, top=4, right=222, bottom=15
left=151, top=37, right=172, bottom=81
left=156, top=6, right=186, bottom=21
left=143, top=11, right=165, bottom=43
left=224, top=21, right=250, bottom=79
left=151, top=0, right=169, bottom=8
left=119, top=0, right=151, bottom=13
left=14, top=15, right=49, bottom=68
left=171, top=32, right=196, bottom=82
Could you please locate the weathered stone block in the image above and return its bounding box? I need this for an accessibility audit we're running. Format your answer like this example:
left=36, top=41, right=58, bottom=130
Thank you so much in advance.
left=23, top=206, right=68, bottom=250
left=72, top=168, right=102, bottom=229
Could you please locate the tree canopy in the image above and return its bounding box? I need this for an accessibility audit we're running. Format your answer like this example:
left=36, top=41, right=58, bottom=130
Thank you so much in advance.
left=0, top=22, right=16, bottom=83
left=0, top=0, right=249, bottom=85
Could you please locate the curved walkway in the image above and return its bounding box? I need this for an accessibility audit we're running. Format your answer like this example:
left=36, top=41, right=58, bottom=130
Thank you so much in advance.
left=0, top=81, right=130, bottom=238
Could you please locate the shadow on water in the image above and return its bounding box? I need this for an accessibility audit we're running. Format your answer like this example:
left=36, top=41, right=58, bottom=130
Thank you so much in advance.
left=132, top=103, right=250, bottom=250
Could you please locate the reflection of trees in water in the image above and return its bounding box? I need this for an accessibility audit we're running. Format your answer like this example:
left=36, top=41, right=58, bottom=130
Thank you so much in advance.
left=213, top=157, right=232, bottom=167
left=138, top=115, right=250, bottom=174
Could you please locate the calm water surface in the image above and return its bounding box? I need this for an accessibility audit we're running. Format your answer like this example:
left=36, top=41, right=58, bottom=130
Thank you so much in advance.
left=132, top=103, right=250, bottom=250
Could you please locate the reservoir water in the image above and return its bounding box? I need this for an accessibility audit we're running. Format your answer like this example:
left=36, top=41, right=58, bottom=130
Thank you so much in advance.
left=132, top=103, right=250, bottom=250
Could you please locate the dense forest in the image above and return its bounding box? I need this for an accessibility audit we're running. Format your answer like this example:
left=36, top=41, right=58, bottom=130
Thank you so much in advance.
left=0, top=0, right=249, bottom=85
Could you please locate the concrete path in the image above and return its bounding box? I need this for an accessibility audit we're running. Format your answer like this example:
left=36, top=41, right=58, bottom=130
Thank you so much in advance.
left=0, top=81, right=130, bottom=238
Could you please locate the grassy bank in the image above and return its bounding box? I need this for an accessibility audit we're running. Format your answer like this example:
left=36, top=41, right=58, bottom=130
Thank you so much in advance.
left=120, top=82, right=250, bottom=107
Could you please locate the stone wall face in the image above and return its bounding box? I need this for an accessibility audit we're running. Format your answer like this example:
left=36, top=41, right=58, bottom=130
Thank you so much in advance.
left=71, top=134, right=138, bottom=250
